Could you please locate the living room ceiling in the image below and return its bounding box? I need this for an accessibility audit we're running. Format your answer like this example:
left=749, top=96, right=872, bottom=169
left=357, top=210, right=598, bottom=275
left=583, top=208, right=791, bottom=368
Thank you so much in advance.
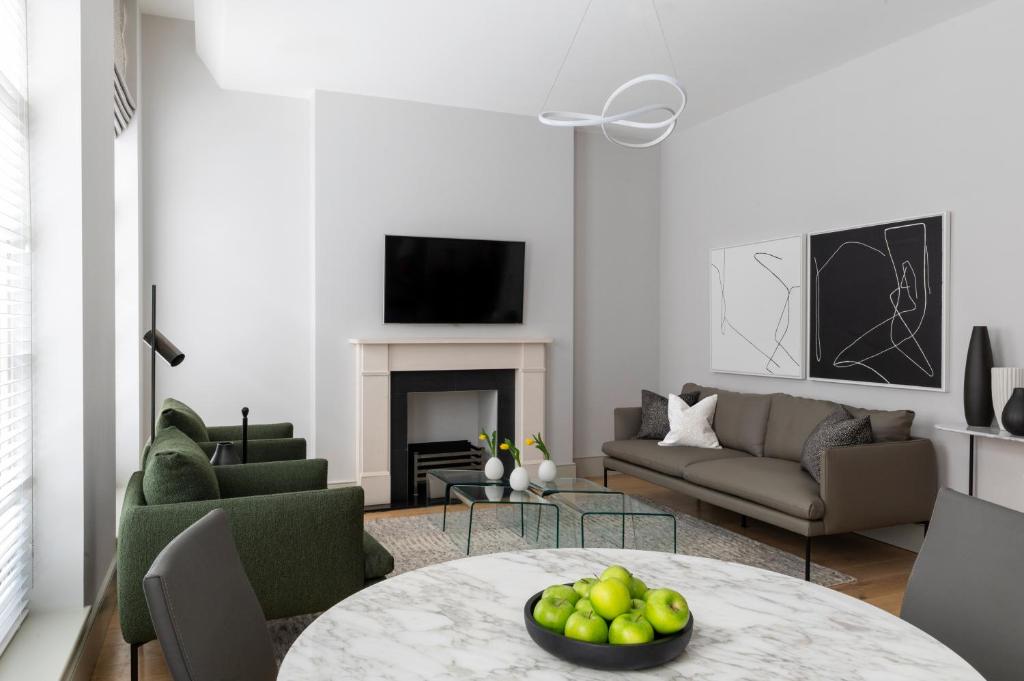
left=146, top=0, right=993, bottom=127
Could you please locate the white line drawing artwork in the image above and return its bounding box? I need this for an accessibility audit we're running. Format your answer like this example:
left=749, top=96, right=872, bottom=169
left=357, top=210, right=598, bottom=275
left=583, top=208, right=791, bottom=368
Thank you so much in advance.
left=812, top=222, right=935, bottom=385
left=710, top=236, right=803, bottom=378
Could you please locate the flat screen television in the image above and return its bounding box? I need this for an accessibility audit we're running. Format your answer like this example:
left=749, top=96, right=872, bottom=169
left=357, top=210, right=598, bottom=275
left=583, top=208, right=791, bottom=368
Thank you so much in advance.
left=384, top=235, right=525, bottom=323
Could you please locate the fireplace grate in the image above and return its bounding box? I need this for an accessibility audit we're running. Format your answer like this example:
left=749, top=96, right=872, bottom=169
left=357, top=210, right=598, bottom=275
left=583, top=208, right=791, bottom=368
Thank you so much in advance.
left=408, top=440, right=483, bottom=505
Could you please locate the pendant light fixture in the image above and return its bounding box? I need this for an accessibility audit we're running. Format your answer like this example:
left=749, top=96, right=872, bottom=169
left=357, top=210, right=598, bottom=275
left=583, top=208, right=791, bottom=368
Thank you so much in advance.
left=538, top=0, right=686, bottom=149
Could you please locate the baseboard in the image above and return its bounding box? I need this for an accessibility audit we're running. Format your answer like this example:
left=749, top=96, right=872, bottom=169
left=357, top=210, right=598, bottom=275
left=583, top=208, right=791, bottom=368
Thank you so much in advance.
left=62, top=556, right=117, bottom=681
left=328, top=479, right=358, bottom=488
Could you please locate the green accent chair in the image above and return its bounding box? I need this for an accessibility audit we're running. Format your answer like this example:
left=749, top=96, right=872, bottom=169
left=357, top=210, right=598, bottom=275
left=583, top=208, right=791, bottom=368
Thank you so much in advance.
left=118, top=455, right=394, bottom=680
left=154, top=397, right=307, bottom=463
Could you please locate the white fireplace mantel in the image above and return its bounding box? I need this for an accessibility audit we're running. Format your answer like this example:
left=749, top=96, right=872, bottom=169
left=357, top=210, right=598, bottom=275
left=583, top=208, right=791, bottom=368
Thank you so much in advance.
left=350, top=338, right=551, bottom=506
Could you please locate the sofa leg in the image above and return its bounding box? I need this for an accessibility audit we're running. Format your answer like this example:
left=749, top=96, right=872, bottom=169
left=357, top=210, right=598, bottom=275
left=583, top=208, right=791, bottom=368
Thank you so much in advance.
left=603, top=467, right=608, bottom=488
left=131, top=643, right=140, bottom=681
left=740, top=514, right=748, bottom=528
left=804, top=537, right=811, bottom=582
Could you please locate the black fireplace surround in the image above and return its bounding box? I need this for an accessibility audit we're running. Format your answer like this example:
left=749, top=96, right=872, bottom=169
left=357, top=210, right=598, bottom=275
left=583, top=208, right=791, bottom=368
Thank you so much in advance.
left=389, top=369, right=516, bottom=506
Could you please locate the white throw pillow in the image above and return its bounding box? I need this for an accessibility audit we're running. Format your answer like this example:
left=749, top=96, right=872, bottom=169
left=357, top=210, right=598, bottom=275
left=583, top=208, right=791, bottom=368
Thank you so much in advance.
left=658, top=394, right=721, bottom=449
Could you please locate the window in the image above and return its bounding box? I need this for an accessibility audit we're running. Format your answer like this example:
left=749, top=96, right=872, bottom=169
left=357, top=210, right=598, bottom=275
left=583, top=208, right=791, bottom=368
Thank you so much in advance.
left=0, top=0, right=32, bottom=654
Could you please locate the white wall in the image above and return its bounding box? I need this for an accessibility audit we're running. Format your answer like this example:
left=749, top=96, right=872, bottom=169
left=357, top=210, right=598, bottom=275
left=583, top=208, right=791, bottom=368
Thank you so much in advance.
left=312, top=91, right=574, bottom=482
left=573, top=132, right=662, bottom=475
left=660, top=0, right=1024, bottom=525
left=141, top=16, right=313, bottom=441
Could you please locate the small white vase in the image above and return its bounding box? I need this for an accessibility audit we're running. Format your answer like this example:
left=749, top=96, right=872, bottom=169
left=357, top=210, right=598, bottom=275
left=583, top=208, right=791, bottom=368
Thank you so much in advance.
left=509, top=466, right=530, bottom=491
left=992, top=367, right=1024, bottom=430
left=537, top=459, right=557, bottom=482
left=484, top=485, right=504, bottom=502
left=484, top=456, right=504, bottom=480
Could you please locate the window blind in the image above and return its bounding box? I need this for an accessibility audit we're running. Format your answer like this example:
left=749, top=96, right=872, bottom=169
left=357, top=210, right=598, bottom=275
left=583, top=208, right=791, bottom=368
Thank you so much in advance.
left=0, top=0, right=32, bottom=656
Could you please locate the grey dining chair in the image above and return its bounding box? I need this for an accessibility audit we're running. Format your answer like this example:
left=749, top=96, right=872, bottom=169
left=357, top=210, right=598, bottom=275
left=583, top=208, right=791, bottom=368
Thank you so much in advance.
left=142, top=509, right=277, bottom=681
left=901, top=487, right=1024, bottom=681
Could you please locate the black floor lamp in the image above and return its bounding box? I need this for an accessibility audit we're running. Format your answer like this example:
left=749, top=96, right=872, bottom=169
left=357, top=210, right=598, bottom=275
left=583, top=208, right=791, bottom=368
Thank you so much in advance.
left=143, top=284, right=185, bottom=440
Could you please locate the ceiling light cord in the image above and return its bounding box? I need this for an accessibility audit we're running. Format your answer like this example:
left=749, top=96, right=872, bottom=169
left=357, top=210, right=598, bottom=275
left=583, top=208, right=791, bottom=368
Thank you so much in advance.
left=540, top=0, right=595, bottom=113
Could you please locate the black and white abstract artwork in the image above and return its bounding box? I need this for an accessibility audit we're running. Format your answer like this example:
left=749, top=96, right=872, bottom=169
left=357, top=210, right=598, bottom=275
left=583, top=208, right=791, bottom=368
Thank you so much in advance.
left=809, top=214, right=947, bottom=390
left=709, top=236, right=804, bottom=378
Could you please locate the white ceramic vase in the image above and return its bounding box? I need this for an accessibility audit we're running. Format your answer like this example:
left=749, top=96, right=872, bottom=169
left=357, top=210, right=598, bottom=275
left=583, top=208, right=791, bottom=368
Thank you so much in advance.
left=484, top=485, right=504, bottom=502
left=537, top=459, right=557, bottom=482
left=992, top=367, right=1024, bottom=431
left=484, top=456, right=504, bottom=480
left=509, top=466, right=530, bottom=491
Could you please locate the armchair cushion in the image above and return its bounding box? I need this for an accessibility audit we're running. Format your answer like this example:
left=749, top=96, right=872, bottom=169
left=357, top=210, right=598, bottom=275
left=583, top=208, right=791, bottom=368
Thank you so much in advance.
left=198, top=437, right=307, bottom=463
left=206, top=422, right=294, bottom=441
left=363, top=531, right=394, bottom=580
left=156, top=397, right=210, bottom=442
left=214, top=459, right=327, bottom=498
left=143, top=426, right=220, bottom=505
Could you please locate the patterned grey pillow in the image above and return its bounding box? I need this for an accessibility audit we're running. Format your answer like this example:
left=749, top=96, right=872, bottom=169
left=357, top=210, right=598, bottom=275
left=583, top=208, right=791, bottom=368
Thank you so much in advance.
left=800, top=408, right=873, bottom=483
left=636, top=390, right=700, bottom=440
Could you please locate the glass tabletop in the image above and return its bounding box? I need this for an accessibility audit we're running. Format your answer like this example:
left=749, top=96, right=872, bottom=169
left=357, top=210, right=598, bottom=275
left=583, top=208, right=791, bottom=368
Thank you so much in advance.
left=427, top=469, right=504, bottom=486
left=529, top=477, right=619, bottom=496
left=449, top=484, right=551, bottom=506
left=539, top=490, right=677, bottom=552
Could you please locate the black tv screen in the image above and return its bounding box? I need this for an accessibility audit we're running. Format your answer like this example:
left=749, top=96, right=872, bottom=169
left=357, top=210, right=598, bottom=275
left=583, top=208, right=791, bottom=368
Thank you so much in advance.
left=384, top=235, right=525, bottom=324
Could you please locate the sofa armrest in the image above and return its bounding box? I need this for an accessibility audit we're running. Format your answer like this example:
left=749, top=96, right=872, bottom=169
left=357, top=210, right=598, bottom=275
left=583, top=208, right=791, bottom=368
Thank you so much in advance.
left=117, top=472, right=365, bottom=645
left=820, top=438, right=938, bottom=535
left=613, top=407, right=642, bottom=441
left=214, top=458, right=328, bottom=498
left=198, top=437, right=307, bottom=462
left=206, top=422, right=294, bottom=440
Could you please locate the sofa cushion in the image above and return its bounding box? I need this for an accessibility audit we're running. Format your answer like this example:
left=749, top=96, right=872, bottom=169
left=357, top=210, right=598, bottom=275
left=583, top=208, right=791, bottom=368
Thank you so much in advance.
left=636, top=390, right=671, bottom=440
left=846, top=406, right=915, bottom=442
left=683, top=457, right=825, bottom=520
left=683, top=383, right=771, bottom=456
left=602, top=438, right=748, bottom=478
left=143, top=426, right=220, bottom=505
left=800, top=409, right=872, bottom=482
left=764, top=393, right=840, bottom=461
left=156, top=397, right=210, bottom=443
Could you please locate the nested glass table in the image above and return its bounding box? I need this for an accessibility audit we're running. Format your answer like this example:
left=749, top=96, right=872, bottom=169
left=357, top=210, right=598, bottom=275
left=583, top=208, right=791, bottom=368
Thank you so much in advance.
left=441, top=484, right=560, bottom=555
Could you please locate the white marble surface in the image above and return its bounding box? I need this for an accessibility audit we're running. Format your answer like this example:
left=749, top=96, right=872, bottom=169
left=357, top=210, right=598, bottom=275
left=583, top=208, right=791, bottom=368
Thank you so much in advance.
left=279, top=549, right=982, bottom=681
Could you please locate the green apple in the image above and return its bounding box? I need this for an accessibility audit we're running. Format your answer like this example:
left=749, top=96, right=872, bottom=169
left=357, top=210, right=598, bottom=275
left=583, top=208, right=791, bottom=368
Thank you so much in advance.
left=573, top=577, right=598, bottom=599
left=600, top=565, right=632, bottom=585
left=628, top=576, right=648, bottom=600
left=589, top=577, right=631, bottom=620
left=533, top=596, right=575, bottom=634
left=644, top=588, right=690, bottom=635
left=628, top=598, right=646, bottom=615
left=575, top=598, right=595, bottom=614
left=608, top=612, right=655, bottom=645
left=543, top=584, right=581, bottom=606
left=564, top=610, right=609, bottom=644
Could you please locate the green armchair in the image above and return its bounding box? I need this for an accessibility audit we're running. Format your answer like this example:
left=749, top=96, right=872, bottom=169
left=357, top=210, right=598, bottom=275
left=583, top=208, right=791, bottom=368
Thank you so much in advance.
left=155, top=397, right=307, bottom=463
left=118, top=458, right=394, bottom=678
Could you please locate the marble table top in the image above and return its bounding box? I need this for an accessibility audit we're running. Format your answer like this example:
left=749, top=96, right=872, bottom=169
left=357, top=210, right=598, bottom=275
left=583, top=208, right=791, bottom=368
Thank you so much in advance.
left=279, top=548, right=982, bottom=681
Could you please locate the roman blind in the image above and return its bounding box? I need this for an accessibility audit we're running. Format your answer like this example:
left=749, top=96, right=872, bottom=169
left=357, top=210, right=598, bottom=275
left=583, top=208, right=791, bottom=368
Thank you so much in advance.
left=0, top=0, right=33, bottom=655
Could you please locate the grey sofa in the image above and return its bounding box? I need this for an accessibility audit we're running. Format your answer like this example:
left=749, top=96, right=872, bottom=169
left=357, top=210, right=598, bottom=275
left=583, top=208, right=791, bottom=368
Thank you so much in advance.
left=602, top=382, right=938, bottom=579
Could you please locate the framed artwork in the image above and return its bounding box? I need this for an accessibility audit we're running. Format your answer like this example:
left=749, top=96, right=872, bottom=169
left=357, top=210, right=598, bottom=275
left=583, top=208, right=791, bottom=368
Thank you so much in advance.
left=709, top=235, right=805, bottom=378
left=808, top=213, right=948, bottom=391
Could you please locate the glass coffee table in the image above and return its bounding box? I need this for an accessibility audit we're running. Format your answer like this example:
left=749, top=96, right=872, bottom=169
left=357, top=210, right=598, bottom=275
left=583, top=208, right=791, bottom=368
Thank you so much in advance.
left=443, top=484, right=560, bottom=555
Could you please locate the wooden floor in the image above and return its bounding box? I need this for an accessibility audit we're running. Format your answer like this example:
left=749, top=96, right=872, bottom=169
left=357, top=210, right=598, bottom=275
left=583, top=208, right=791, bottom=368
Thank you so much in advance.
left=90, top=473, right=917, bottom=680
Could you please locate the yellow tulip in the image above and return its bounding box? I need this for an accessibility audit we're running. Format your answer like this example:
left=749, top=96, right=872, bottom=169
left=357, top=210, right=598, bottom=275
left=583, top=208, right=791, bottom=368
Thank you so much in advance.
left=478, top=434, right=487, bottom=441
left=525, top=438, right=535, bottom=446
left=499, top=443, right=509, bottom=450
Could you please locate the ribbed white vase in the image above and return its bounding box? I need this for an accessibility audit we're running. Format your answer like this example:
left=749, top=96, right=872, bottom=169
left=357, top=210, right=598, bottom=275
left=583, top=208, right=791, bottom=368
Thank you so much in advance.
left=991, top=367, right=1024, bottom=430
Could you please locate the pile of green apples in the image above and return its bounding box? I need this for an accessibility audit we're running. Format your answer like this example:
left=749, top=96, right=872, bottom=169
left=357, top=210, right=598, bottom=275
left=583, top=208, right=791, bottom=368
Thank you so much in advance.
left=531, top=565, right=690, bottom=645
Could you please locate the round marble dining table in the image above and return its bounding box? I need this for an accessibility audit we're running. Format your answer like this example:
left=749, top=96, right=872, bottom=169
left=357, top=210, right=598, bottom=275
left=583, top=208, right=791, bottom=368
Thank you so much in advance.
left=278, top=548, right=982, bottom=681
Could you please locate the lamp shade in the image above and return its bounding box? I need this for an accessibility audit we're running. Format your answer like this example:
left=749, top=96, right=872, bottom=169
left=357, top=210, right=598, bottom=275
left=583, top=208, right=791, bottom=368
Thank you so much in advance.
left=143, top=329, right=185, bottom=367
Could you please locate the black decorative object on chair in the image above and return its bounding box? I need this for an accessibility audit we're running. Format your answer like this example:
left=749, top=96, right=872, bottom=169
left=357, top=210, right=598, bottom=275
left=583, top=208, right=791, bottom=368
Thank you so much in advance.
left=1001, top=388, right=1024, bottom=436
left=210, top=441, right=240, bottom=466
left=963, top=326, right=994, bottom=427
left=241, top=406, right=249, bottom=464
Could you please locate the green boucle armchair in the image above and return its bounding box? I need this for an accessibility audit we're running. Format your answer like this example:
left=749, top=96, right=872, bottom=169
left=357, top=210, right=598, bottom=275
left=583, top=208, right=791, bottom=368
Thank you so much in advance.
left=118, top=458, right=394, bottom=677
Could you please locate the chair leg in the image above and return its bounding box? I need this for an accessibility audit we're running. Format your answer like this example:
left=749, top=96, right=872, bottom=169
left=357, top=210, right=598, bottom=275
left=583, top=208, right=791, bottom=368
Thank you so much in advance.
left=603, top=467, right=608, bottom=487
left=804, top=537, right=811, bottom=582
left=131, top=643, right=140, bottom=681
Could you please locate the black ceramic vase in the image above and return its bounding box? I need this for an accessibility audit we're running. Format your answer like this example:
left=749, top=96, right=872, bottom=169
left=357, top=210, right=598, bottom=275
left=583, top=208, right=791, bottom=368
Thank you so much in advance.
left=964, top=326, right=994, bottom=427
left=210, top=441, right=240, bottom=466
left=1001, top=388, right=1024, bottom=436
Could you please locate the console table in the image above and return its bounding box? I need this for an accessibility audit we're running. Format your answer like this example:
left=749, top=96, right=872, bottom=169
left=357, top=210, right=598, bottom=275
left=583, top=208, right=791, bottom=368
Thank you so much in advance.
left=935, top=424, right=1024, bottom=496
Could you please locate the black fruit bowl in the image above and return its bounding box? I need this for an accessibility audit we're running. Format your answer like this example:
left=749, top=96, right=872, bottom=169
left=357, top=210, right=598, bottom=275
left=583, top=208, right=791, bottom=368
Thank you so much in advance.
left=523, top=587, right=694, bottom=671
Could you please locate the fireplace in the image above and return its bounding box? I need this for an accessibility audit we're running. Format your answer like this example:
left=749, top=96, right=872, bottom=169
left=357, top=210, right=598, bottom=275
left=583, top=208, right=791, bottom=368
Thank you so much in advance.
left=351, top=338, right=550, bottom=506
left=390, top=369, right=516, bottom=506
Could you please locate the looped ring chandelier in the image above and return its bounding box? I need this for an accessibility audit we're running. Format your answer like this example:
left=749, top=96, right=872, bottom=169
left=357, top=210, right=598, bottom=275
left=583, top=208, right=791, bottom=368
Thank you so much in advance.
left=538, top=0, right=686, bottom=149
